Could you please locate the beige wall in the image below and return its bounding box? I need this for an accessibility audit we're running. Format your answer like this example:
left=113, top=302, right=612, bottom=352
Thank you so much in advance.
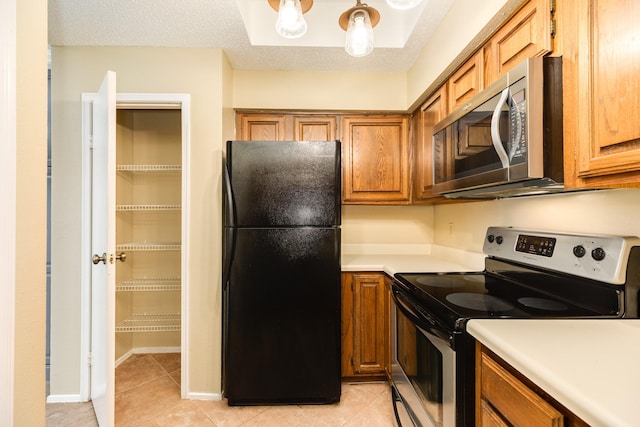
left=50, top=47, right=230, bottom=396
left=433, top=190, right=640, bottom=252
left=342, top=206, right=433, bottom=244
left=233, top=70, right=407, bottom=111
left=407, top=0, right=508, bottom=105
left=15, top=0, right=47, bottom=424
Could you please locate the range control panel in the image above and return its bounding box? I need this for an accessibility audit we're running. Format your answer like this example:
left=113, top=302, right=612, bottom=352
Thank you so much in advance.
left=483, top=226, right=640, bottom=284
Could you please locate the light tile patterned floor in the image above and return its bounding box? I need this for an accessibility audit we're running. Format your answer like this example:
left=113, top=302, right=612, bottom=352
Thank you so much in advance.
left=46, top=353, right=395, bottom=426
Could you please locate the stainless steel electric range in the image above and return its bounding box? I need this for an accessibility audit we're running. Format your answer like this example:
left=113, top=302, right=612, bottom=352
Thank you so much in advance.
left=390, top=226, right=640, bottom=427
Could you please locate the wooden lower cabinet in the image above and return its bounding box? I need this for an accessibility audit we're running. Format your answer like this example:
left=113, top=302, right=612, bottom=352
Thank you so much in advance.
left=341, top=272, right=390, bottom=380
left=476, top=343, right=589, bottom=427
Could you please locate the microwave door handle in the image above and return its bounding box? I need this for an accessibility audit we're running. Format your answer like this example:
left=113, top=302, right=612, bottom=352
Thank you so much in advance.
left=491, top=88, right=510, bottom=169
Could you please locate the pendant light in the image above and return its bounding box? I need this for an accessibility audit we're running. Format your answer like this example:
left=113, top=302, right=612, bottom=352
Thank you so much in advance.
left=339, top=0, right=380, bottom=57
left=269, top=0, right=313, bottom=39
left=386, top=0, right=425, bottom=9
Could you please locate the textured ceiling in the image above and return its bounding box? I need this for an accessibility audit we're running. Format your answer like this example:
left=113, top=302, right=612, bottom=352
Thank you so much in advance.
left=48, top=0, right=454, bottom=72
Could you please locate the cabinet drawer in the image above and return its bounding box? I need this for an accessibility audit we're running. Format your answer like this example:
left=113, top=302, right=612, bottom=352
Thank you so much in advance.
left=480, top=352, right=563, bottom=426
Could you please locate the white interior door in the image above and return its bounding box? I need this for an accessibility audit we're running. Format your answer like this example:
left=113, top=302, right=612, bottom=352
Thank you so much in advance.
left=90, top=71, right=116, bottom=427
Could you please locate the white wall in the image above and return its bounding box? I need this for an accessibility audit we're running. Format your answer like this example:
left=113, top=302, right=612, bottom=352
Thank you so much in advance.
left=434, top=190, right=640, bottom=252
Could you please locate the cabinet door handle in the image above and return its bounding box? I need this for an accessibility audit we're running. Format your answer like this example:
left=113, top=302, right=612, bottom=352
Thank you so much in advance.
left=115, top=252, right=127, bottom=263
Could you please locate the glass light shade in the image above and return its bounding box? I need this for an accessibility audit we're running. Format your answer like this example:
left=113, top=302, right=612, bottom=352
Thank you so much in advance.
left=386, top=0, right=424, bottom=9
left=345, top=9, right=374, bottom=57
left=275, top=0, right=307, bottom=39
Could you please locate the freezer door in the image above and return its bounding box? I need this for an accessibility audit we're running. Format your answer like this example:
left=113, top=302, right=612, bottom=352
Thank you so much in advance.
left=223, top=227, right=341, bottom=405
left=226, top=140, right=341, bottom=227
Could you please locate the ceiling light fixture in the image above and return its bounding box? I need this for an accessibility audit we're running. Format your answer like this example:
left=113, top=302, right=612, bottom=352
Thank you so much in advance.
left=339, top=0, right=380, bottom=58
left=386, top=0, right=425, bottom=9
left=269, top=0, right=313, bottom=39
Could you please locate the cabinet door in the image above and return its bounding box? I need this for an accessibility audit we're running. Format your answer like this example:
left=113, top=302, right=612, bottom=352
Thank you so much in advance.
left=480, top=399, right=510, bottom=427
left=565, top=0, right=640, bottom=187
left=478, top=347, right=564, bottom=427
left=342, top=115, right=410, bottom=204
left=237, top=113, right=287, bottom=141
left=484, top=0, right=554, bottom=85
left=341, top=272, right=389, bottom=379
left=414, top=86, right=448, bottom=201
left=448, top=51, right=484, bottom=112
left=293, top=115, right=337, bottom=141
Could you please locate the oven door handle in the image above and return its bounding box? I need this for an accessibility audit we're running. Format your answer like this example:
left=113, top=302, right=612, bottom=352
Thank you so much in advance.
left=392, top=287, right=455, bottom=349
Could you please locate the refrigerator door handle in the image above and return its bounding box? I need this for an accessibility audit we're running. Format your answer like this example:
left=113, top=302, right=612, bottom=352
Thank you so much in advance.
left=223, top=159, right=235, bottom=227
left=222, top=227, right=235, bottom=292
left=222, top=159, right=236, bottom=291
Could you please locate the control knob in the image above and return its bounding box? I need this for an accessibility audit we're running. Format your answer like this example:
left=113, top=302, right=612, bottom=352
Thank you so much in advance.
left=495, top=235, right=504, bottom=245
left=591, top=247, right=606, bottom=261
left=572, top=245, right=586, bottom=258
left=487, top=234, right=495, bottom=243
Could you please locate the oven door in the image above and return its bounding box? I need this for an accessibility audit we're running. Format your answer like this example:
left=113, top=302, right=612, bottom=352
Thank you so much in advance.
left=391, top=287, right=456, bottom=427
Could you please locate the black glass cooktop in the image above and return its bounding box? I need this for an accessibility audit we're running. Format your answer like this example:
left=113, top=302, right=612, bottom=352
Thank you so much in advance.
left=393, top=265, right=621, bottom=332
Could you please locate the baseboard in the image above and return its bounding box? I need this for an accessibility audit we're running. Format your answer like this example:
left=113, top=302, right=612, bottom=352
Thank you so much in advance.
left=187, top=392, right=223, bottom=401
left=115, top=349, right=134, bottom=368
left=133, top=346, right=181, bottom=355
left=115, top=346, right=182, bottom=368
left=46, top=394, right=87, bottom=403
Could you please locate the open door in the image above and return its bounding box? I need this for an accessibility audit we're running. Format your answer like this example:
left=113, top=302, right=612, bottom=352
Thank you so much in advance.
left=90, top=71, right=116, bottom=427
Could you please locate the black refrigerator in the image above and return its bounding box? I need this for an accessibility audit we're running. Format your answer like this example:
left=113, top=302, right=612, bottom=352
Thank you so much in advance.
left=222, top=140, right=341, bottom=405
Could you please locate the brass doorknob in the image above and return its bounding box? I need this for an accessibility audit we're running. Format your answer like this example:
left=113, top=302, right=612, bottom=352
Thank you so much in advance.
left=115, top=252, right=127, bottom=263
left=92, top=253, right=107, bottom=265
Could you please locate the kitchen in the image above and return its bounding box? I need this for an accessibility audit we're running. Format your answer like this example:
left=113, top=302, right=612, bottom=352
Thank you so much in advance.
left=5, top=0, right=640, bottom=425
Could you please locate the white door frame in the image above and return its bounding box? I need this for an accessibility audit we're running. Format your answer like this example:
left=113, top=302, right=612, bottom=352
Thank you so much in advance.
left=80, top=92, right=191, bottom=400
left=0, top=0, right=17, bottom=423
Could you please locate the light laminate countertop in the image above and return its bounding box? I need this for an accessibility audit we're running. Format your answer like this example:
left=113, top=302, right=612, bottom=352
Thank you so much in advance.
left=341, top=243, right=485, bottom=276
left=468, top=319, right=640, bottom=427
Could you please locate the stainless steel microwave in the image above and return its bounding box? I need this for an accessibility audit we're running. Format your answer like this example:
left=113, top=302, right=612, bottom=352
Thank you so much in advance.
left=432, top=56, right=563, bottom=199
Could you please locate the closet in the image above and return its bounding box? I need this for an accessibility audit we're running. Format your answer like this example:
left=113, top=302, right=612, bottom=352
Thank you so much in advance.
left=114, top=107, right=183, bottom=360
left=86, top=73, right=190, bottom=426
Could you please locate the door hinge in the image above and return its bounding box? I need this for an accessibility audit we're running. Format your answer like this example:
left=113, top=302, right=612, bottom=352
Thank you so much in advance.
left=88, top=134, right=94, bottom=150
left=87, top=352, right=92, bottom=367
left=550, top=17, right=556, bottom=39
left=550, top=0, right=556, bottom=15
left=350, top=356, right=354, bottom=367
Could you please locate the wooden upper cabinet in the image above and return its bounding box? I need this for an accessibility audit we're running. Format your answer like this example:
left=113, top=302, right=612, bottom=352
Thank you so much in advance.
left=414, top=85, right=448, bottom=202
left=484, top=0, right=554, bottom=85
left=236, top=113, right=336, bottom=141
left=293, top=115, right=337, bottom=141
left=448, top=50, right=484, bottom=112
left=236, top=113, right=286, bottom=141
left=563, top=0, right=640, bottom=188
left=341, top=115, right=411, bottom=204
